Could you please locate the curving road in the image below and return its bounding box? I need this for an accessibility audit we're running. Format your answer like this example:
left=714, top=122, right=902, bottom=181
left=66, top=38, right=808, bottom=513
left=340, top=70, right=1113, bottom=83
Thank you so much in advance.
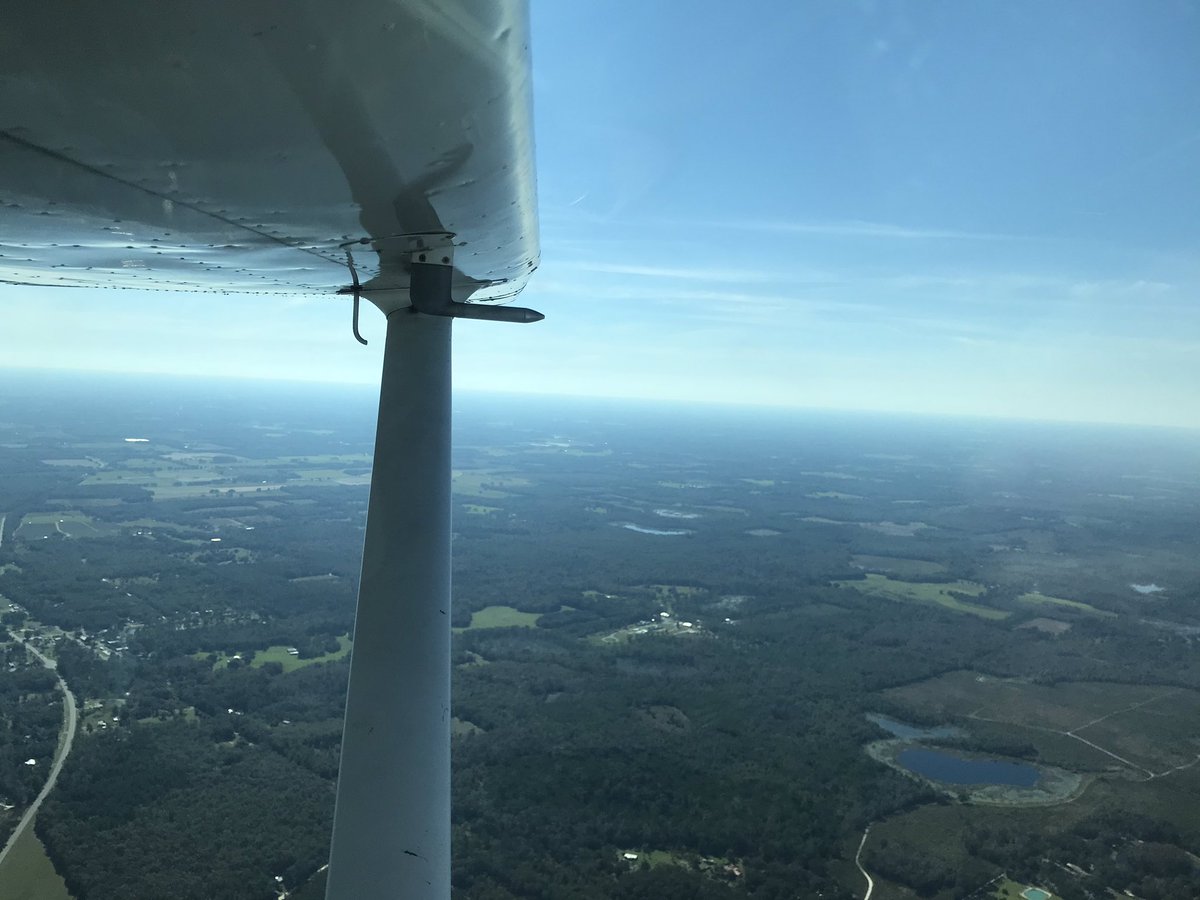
left=0, top=633, right=78, bottom=870
left=855, top=825, right=874, bottom=900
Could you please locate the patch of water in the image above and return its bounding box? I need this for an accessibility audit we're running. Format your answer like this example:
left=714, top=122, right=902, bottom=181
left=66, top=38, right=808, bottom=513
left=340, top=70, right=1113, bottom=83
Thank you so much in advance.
left=897, top=747, right=1040, bottom=788
left=618, top=523, right=692, bottom=536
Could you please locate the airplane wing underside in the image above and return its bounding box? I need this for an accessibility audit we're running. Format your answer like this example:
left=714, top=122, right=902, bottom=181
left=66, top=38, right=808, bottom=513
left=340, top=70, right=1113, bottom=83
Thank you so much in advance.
left=0, top=0, right=539, bottom=304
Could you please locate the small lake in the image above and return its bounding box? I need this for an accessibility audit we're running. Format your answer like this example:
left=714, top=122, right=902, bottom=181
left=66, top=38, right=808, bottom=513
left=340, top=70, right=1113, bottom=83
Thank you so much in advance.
left=618, top=523, right=692, bottom=536
left=897, top=747, right=1040, bottom=787
left=654, top=508, right=700, bottom=520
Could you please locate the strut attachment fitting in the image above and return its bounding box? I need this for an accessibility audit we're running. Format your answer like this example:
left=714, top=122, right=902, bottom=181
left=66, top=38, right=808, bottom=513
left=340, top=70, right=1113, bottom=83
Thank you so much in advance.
left=407, top=241, right=543, bottom=323
left=339, top=234, right=542, bottom=340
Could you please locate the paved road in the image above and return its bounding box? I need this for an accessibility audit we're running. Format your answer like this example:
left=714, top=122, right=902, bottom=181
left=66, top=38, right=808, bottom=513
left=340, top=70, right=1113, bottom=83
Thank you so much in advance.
left=855, top=825, right=874, bottom=900
left=0, top=634, right=79, bottom=870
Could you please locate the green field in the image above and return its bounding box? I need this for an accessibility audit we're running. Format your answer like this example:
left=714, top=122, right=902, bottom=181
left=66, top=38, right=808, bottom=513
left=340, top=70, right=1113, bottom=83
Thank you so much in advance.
left=645, top=584, right=706, bottom=601
left=451, top=470, right=531, bottom=499
left=834, top=574, right=1008, bottom=620
left=253, top=635, right=351, bottom=672
left=15, top=511, right=112, bottom=540
left=77, top=453, right=374, bottom=499
left=197, top=635, right=351, bottom=673
left=1017, top=591, right=1115, bottom=617
left=0, top=821, right=73, bottom=900
left=850, top=554, right=947, bottom=577
left=455, top=606, right=542, bottom=631
left=461, top=504, right=501, bottom=515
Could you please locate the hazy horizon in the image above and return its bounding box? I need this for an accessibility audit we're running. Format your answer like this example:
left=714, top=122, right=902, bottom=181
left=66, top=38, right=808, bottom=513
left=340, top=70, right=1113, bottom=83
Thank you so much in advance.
left=1, top=365, right=1198, bottom=437
left=2, top=1, right=1198, bottom=430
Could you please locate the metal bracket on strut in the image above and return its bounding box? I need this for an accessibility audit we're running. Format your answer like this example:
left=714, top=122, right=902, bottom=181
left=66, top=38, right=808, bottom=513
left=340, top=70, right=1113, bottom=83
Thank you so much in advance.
left=339, top=233, right=542, bottom=342
left=407, top=240, right=544, bottom=324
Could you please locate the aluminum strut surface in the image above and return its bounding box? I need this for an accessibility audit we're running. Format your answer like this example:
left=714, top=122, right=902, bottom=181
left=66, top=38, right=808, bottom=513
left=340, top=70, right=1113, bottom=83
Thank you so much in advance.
left=325, top=309, right=453, bottom=899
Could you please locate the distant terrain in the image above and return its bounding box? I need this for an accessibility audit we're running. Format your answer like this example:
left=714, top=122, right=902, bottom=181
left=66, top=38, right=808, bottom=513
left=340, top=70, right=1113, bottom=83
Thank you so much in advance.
left=0, top=371, right=1198, bottom=899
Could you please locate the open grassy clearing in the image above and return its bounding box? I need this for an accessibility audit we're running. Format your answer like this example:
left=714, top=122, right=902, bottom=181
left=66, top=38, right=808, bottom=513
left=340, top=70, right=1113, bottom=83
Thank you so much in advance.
left=78, top=453, right=374, bottom=499
left=851, top=554, right=947, bottom=577
left=461, top=504, right=501, bottom=515
left=644, top=584, right=706, bottom=601
left=451, top=717, right=483, bottom=736
left=1017, top=591, right=1114, bottom=617
left=523, top=445, right=612, bottom=457
left=0, top=820, right=73, bottom=900
left=253, top=635, right=352, bottom=672
left=270, top=454, right=372, bottom=465
left=886, top=671, right=1162, bottom=730
left=15, top=511, right=115, bottom=540
left=454, top=605, right=542, bottom=631
left=451, top=470, right=531, bottom=499
left=861, top=520, right=931, bottom=536
left=39, top=457, right=102, bottom=468
left=195, top=636, right=351, bottom=673
left=594, top=618, right=704, bottom=644
left=1071, top=697, right=1200, bottom=771
left=807, top=490, right=862, bottom=499
left=884, top=671, right=1200, bottom=773
left=834, top=574, right=1008, bottom=620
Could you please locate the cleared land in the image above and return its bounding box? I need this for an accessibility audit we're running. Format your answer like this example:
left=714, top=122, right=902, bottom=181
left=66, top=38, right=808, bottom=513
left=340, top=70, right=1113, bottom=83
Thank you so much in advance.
left=197, top=636, right=351, bottom=673
left=834, top=574, right=1008, bottom=620
left=1017, top=592, right=1114, bottom=618
left=462, top=504, right=501, bottom=516
left=455, top=606, right=542, bottom=631
left=884, top=671, right=1200, bottom=775
left=850, top=555, right=947, bottom=577
left=451, top=471, right=531, bottom=499
left=15, top=512, right=114, bottom=540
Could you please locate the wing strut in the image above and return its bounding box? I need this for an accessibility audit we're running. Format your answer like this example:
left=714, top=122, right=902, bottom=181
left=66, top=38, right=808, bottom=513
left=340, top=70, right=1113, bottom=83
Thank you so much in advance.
left=325, top=303, right=453, bottom=898
left=325, top=248, right=540, bottom=899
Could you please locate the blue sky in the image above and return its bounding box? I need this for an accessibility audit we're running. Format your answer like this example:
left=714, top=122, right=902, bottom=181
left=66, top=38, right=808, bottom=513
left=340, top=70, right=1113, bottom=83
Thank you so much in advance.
left=2, top=1, right=1198, bottom=427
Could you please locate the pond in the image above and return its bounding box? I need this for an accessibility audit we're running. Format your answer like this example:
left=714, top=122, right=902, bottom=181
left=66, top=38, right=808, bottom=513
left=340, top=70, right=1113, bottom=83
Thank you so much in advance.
left=897, top=747, right=1040, bottom=787
left=618, top=523, right=692, bottom=536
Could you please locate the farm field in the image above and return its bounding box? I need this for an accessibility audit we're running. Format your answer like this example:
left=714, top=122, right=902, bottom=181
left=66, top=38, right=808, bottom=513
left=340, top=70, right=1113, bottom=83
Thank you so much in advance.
left=455, top=605, right=542, bottom=631
left=15, top=512, right=114, bottom=540
left=833, top=574, right=1008, bottom=620
left=1017, top=591, right=1114, bottom=617
left=850, top=554, right=947, bottom=577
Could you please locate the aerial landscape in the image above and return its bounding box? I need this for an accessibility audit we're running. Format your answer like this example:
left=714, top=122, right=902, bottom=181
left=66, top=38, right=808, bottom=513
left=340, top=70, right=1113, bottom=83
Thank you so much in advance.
left=2, top=0, right=1198, bottom=897
left=0, top=371, right=1197, bottom=899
